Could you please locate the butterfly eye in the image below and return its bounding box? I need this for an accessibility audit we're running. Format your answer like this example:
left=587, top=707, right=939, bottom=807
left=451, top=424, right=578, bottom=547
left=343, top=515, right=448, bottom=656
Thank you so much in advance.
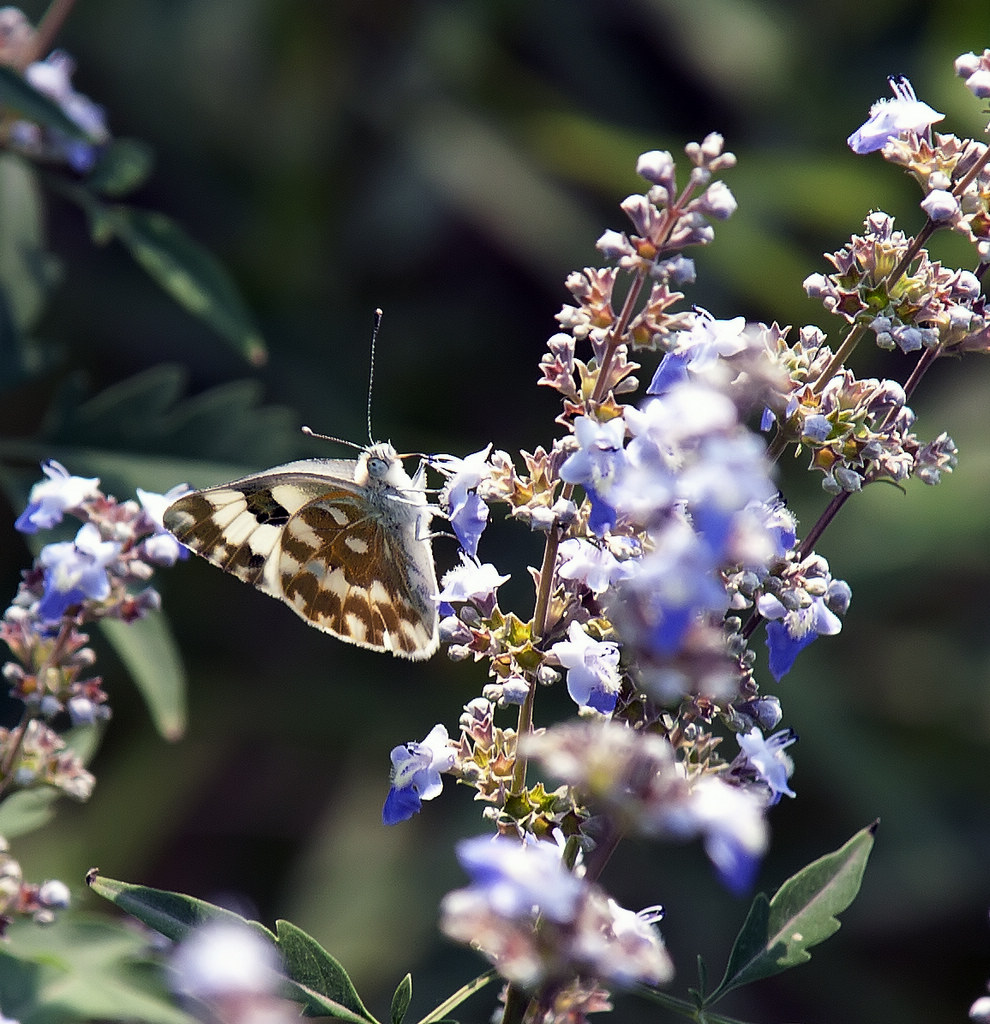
left=367, top=457, right=389, bottom=478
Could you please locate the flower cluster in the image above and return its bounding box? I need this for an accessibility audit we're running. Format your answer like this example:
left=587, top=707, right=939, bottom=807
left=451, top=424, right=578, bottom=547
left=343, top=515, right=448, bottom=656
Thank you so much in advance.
left=11, top=460, right=185, bottom=632
left=377, top=57, right=990, bottom=1018
left=439, top=835, right=673, bottom=999
left=383, top=139, right=805, bottom=1010
left=804, top=212, right=985, bottom=355
left=0, top=461, right=186, bottom=929
left=6, top=459, right=185, bottom=724
left=0, top=838, right=70, bottom=927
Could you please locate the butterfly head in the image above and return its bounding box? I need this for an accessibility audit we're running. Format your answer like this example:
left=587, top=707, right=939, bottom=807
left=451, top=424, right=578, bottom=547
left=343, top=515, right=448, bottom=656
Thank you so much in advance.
left=357, top=441, right=410, bottom=488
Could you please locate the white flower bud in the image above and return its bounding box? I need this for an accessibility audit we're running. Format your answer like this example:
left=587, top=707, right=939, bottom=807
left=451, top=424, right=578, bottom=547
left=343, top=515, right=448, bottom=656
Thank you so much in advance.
left=636, top=149, right=674, bottom=185
left=955, top=52, right=982, bottom=78
left=920, top=189, right=958, bottom=222
left=39, top=879, right=71, bottom=908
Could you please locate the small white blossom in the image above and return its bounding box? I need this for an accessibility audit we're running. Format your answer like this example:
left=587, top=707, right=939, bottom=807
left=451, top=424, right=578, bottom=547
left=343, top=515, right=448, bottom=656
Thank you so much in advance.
left=557, top=538, right=636, bottom=594
left=847, top=76, right=944, bottom=155
left=15, top=461, right=100, bottom=534
left=170, top=921, right=282, bottom=999
left=438, top=553, right=509, bottom=612
left=734, top=727, right=797, bottom=804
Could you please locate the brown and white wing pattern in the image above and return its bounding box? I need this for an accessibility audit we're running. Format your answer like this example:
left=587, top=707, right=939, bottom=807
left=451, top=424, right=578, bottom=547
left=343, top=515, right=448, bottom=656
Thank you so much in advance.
left=164, top=454, right=439, bottom=660
left=274, top=487, right=437, bottom=658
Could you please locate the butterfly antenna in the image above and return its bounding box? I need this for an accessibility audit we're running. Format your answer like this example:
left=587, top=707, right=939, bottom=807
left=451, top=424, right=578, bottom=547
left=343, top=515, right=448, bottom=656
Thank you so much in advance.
left=367, top=307, right=382, bottom=445
left=300, top=425, right=364, bottom=452
left=300, top=308, right=383, bottom=453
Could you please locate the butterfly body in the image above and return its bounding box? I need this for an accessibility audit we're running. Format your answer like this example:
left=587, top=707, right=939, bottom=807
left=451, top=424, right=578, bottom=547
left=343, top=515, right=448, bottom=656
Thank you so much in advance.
left=164, top=442, right=439, bottom=659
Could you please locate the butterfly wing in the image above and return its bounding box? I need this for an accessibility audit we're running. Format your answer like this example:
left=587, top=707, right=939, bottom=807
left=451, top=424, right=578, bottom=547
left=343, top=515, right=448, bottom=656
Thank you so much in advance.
left=163, top=462, right=348, bottom=589
left=276, top=488, right=439, bottom=659
left=164, top=460, right=439, bottom=660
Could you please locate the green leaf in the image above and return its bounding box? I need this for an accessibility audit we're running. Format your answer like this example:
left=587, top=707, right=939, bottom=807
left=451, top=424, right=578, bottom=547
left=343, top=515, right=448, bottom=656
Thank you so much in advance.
left=282, top=981, right=374, bottom=1024
left=98, top=613, right=187, bottom=742
left=275, top=919, right=376, bottom=1022
left=0, top=788, right=60, bottom=837
left=707, top=822, right=877, bottom=1003
left=86, top=873, right=276, bottom=944
left=105, top=206, right=267, bottom=365
left=0, top=152, right=53, bottom=339
left=0, top=913, right=195, bottom=1024
left=391, top=974, right=412, bottom=1024
left=0, top=65, right=94, bottom=141
left=86, top=138, right=155, bottom=197
left=88, top=878, right=381, bottom=1024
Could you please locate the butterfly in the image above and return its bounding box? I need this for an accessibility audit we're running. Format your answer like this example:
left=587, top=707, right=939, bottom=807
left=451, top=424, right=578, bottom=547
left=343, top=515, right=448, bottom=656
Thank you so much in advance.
left=163, top=442, right=440, bottom=660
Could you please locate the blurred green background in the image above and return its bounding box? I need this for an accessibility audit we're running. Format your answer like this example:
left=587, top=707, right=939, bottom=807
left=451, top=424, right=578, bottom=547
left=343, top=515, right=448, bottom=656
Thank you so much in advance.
left=2, top=0, right=990, bottom=1021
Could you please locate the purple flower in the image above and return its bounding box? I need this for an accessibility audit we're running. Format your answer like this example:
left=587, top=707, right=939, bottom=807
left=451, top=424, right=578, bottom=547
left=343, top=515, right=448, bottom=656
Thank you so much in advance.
left=595, top=229, right=636, bottom=261
left=847, top=75, right=944, bottom=155
left=616, top=383, right=744, bottom=533
left=37, top=523, right=120, bottom=620
left=170, top=921, right=283, bottom=1000
left=440, top=835, right=674, bottom=990
left=646, top=351, right=691, bottom=396
left=752, top=498, right=797, bottom=559
left=625, top=383, right=738, bottom=454
left=434, top=446, right=493, bottom=557
left=550, top=621, right=622, bottom=713
left=665, top=777, right=768, bottom=895
left=635, top=149, right=675, bottom=187
left=37, top=879, right=71, bottom=910
left=616, top=518, right=728, bottom=658
left=647, top=314, right=749, bottom=397
left=453, top=835, right=584, bottom=923
left=698, top=179, right=737, bottom=220
left=559, top=416, right=627, bottom=536
left=678, top=433, right=776, bottom=559
left=382, top=724, right=456, bottom=825
left=763, top=620, right=816, bottom=680
left=801, top=414, right=831, bottom=443
left=23, top=50, right=110, bottom=171
left=955, top=50, right=990, bottom=98
left=920, top=189, right=958, bottom=222
left=15, top=461, right=100, bottom=534
left=759, top=593, right=842, bottom=680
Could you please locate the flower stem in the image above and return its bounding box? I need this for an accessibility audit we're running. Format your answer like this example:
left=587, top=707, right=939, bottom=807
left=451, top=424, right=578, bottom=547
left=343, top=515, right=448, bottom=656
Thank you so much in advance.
left=811, top=322, right=867, bottom=396
left=20, top=0, right=78, bottom=68
left=519, top=263, right=653, bottom=793
left=591, top=268, right=647, bottom=407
